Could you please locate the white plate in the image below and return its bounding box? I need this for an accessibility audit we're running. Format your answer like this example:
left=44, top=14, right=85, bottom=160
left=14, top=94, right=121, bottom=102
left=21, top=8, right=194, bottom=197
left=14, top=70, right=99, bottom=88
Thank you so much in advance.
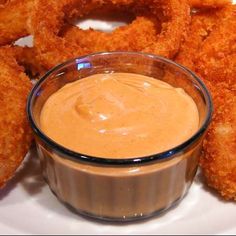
left=2, top=11, right=236, bottom=235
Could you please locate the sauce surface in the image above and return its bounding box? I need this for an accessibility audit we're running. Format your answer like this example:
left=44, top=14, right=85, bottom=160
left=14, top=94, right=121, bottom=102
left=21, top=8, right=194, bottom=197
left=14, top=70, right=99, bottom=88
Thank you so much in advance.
left=40, top=73, right=199, bottom=158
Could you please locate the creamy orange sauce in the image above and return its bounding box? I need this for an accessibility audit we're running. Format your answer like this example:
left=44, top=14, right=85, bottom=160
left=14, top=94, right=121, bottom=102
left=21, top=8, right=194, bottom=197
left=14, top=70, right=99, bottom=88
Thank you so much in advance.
left=40, top=73, right=199, bottom=158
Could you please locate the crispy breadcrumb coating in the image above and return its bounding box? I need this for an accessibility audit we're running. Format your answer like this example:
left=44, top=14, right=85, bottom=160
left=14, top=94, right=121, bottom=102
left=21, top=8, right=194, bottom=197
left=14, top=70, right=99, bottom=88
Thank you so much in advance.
left=63, top=16, right=160, bottom=52
left=188, top=0, right=232, bottom=8
left=0, top=47, right=32, bottom=187
left=200, top=83, right=236, bottom=200
left=175, top=5, right=236, bottom=201
left=32, top=0, right=190, bottom=69
left=196, top=6, right=236, bottom=87
left=175, top=8, right=226, bottom=70
left=0, top=0, right=34, bottom=45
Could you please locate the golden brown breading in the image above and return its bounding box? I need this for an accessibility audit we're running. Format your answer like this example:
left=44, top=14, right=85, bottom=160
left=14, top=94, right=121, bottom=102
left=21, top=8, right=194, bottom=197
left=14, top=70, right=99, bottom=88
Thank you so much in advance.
left=0, top=47, right=32, bottom=187
left=188, top=0, right=231, bottom=8
left=175, top=8, right=225, bottom=70
left=0, top=0, right=34, bottom=45
left=0, top=0, right=8, bottom=6
left=12, top=46, right=46, bottom=77
left=63, top=16, right=160, bottom=53
left=200, top=83, right=236, bottom=200
left=32, top=0, right=190, bottom=69
left=175, top=4, right=236, bottom=201
left=196, top=6, right=236, bottom=87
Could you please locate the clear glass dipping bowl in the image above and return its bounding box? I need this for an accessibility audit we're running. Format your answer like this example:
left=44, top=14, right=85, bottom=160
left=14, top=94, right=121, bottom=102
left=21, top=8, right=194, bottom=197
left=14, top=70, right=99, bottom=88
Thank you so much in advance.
left=27, top=52, right=212, bottom=222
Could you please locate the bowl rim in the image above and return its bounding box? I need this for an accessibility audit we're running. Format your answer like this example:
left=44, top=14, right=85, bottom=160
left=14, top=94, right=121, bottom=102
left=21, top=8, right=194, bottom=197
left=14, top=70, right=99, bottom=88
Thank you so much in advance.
left=27, top=51, right=213, bottom=165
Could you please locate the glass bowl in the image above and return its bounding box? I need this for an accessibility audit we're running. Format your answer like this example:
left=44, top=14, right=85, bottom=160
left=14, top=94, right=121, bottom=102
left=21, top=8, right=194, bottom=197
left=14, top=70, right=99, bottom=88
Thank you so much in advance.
left=27, top=52, right=213, bottom=221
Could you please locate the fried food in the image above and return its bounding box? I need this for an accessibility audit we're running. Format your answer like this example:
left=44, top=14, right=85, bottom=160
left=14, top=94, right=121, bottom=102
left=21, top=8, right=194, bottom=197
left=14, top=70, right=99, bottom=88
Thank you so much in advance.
left=196, top=6, right=236, bottom=87
left=175, top=4, right=236, bottom=201
left=0, top=0, right=8, bottom=6
left=0, top=47, right=32, bottom=187
left=0, top=0, right=34, bottom=46
left=176, top=6, right=235, bottom=86
left=142, top=0, right=190, bottom=58
left=13, top=46, right=46, bottom=77
left=188, top=0, right=232, bottom=8
left=200, top=82, right=236, bottom=200
left=175, top=8, right=226, bottom=70
left=63, top=16, right=160, bottom=53
left=197, top=6, right=236, bottom=200
left=32, top=0, right=190, bottom=69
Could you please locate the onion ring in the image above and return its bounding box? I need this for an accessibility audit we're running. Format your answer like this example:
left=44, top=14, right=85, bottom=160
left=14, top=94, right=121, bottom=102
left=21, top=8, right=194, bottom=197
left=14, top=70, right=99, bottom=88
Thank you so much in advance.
left=200, top=82, right=236, bottom=200
left=0, top=0, right=8, bottom=6
left=62, top=16, right=160, bottom=53
left=32, top=0, right=190, bottom=69
left=188, top=0, right=231, bottom=8
left=12, top=46, right=46, bottom=78
left=195, top=6, right=236, bottom=88
left=175, top=7, right=227, bottom=70
left=0, top=46, right=32, bottom=187
left=0, top=0, right=34, bottom=45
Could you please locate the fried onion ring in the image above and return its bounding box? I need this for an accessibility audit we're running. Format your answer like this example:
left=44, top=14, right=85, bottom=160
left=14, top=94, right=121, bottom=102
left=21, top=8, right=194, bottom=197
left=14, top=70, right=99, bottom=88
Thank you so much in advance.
left=188, top=0, right=232, bottom=8
left=200, top=82, right=236, bottom=200
left=0, top=0, right=34, bottom=46
left=12, top=46, right=46, bottom=78
left=62, top=16, right=160, bottom=53
left=0, top=46, right=32, bottom=187
left=0, top=0, right=8, bottom=6
left=196, top=6, right=236, bottom=88
left=175, top=7, right=228, bottom=70
left=175, top=5, right=236, bottom=201
left=32, top=0, right=190, bottom=69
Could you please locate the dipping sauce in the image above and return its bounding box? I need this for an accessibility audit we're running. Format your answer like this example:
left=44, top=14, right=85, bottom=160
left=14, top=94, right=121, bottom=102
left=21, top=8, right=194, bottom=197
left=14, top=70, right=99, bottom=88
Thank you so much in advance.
left=40, top=73, right=199, bottom=158
left=29, top=52, right=212, bottom=221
